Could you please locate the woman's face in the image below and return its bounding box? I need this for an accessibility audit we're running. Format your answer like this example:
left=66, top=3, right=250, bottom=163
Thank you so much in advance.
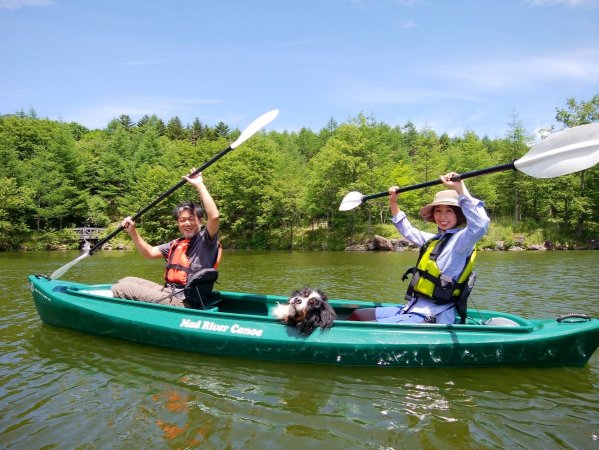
left=433, top=205, right=458, bottom=230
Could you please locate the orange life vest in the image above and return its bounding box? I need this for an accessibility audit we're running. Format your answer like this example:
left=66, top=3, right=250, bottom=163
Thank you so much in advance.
left=213, top=241, right=223, bottom=269
left=164, top=238, right=192, bottom=286
left=164, top=238, right=223, bottom=286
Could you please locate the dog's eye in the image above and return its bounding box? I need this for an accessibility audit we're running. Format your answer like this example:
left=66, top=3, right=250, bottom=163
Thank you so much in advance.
left=292, top=297, right=302, bottom=304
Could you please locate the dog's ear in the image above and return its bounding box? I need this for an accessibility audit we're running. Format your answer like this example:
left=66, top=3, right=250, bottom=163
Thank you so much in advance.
left=296, top=298, right=336, bottom=335
left=317, top=289, right=328, bottom=302
left=316, top=300, right=336, bottom=329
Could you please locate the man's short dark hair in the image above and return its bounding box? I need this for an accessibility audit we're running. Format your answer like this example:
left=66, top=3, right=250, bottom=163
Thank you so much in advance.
left=173, top=201, right=203, bottom=220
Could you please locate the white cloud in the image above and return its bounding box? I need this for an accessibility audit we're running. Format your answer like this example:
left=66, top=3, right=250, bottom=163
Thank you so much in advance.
left=397, top=20, right=417, bottom=29
left=432, top=48, right=599, bottom=91
left=334, top=48, right=598, bottom=110
left=528, top=0, right=599, bottom=7
left=335, top=80, right=483, bottom=105
left=114, top=58, right=179, bottom=67
left=0, top=0, right=53, bottom=10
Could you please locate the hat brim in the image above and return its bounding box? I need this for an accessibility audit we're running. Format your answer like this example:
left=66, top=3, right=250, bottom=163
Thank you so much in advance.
left=419, top=204, right=436, bottom=222
left=419, top=198, right=461, bottom=223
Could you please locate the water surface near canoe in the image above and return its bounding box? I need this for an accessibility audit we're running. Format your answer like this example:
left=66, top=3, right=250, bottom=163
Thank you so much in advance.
left=1, top=250, right=598, bottom=448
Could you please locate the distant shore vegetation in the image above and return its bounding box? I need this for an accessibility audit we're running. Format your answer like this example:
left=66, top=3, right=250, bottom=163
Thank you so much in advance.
left=1, top=95, right=597, bottom=252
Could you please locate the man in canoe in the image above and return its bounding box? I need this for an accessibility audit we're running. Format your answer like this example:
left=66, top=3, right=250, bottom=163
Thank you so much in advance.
left=349, top=172, right=490, bottom=324
left=111, top=170, right=220, bottom=307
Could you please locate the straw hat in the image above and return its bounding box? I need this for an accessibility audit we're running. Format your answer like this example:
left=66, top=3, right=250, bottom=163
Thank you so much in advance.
left=419, top=190, right=463, bottom=223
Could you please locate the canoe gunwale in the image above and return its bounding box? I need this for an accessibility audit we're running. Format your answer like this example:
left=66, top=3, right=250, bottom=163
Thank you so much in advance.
left=55, top=280, right=542, bottom=334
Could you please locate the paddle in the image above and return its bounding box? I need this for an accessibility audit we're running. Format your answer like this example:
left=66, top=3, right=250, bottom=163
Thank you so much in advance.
left=339, top=123, right=599, bottom=211
left=50, top=109, right=280, bottom=280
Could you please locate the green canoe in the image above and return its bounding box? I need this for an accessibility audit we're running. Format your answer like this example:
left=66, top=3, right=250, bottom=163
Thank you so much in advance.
left=29, top=274, right=599, bottom=368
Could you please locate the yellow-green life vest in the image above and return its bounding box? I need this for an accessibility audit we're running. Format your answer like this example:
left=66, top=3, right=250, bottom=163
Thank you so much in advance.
left=403, top=233, right=477, bottom=304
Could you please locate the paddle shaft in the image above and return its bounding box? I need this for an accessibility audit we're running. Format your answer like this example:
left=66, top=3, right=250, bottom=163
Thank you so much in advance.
left=362, top=162, right=516, bottom=202
left=88, top=145, right=234, bottom=255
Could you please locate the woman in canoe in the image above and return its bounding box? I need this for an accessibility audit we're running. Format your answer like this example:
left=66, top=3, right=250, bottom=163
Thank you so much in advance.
left=349, top=171, right=490, bottom=324
left=111, top=171, right=220, bottom=307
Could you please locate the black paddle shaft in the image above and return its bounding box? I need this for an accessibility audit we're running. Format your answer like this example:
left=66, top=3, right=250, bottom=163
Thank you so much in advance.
left=88, top=145, right=234, bottom=255
left=362, top=162, right=516, bottom=202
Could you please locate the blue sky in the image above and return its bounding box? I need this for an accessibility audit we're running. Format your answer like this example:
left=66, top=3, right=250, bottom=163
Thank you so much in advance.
left=1, top=0, right=598, bottom=139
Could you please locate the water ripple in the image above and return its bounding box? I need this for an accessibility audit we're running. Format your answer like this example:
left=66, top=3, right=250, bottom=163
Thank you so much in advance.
left=1, top=251, right=598, bottom=449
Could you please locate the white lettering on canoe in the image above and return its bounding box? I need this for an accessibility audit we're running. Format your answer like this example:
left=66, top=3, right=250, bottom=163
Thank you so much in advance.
left=179, top=318, right=263, bottom=337
left=180, top=318, right=202, bottom=329
left=32, top=287, right=51, bottom=302
left=201, top=320, right=230, bottom=332
left=231, top=324, right=264, bottom=337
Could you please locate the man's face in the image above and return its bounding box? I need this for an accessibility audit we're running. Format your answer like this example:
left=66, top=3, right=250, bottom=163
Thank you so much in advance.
left=177, top=209, right=201, bottom=238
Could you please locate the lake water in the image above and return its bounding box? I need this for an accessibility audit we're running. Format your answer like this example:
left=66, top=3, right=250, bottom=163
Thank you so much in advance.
left=1, top=250, right=598, bottom=449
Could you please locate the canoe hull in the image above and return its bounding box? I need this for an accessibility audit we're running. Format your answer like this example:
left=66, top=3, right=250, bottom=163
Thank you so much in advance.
left=29, top=275, right=599, bottom=368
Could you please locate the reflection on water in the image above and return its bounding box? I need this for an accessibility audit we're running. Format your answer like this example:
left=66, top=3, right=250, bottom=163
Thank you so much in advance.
left=1, top=250, right=598, bottom=448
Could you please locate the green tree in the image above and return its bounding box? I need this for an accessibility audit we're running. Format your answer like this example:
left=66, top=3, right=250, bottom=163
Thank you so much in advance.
left=305, top=123, right=369, bottom=230
left=214, top=121, right=231, bottom=139
left=444, top=131, right=498, bottom=212
left=133, top=123, right=164, bottom=169
left=68, top=122, right=89, bottom=140
left=165, top=116, right=187, bottom=140
left=550, top=95, right=599, bottom=238
left=402, top=121, right=419, bottom=157
left=118, top=165, right=179, bottom=244
left=555, top=94, right=599, bottom=126
left=209, top=137, right=278, bottom=244
left=493, top=112, right=532, bottom=221
left=0, top=126, right=21, bottom=180
left=387, top=160, right=421, bottom=220
left=189, top=118, right=204, bottom=145
left=118, top=114, right=135, bottom=131
left=137, top=115, right=152, bottom=128
left=84, top=195, right=110, bottom=227
left=351, top=116, right=396, bottom=230
left=296, top=127, right=323, bottom=160
left=411, top=127, right=443, bottom=185
left=0, top=177, right=35, bottom=249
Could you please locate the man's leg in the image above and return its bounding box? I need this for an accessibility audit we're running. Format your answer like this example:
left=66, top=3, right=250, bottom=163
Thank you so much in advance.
left=112, top=277, right=170, bottom=303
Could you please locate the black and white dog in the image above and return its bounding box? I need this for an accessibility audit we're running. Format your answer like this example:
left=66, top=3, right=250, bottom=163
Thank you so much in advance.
left=273, top=287, right=336, bottom=336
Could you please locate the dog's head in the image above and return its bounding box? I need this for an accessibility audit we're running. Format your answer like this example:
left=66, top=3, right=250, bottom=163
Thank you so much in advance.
left=273, top=287, right=336, bottom=336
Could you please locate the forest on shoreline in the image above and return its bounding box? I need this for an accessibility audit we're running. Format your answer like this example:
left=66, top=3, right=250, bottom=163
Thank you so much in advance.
left=1, top=95, right=597, bottom=252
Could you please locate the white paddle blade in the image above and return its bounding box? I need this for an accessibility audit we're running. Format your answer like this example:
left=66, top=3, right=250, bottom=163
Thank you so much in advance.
left=231, top=109, right=280, bottom=149
left=50, top=252, right=91, bottom=280
left=339, top=191, right=364, bottom=211
left=515, top=123, right=599, bottom=178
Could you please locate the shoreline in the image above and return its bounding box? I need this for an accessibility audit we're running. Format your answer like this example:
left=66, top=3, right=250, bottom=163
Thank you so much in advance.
left=344, top=235, right=599, bottom=252
left=5, top=235, right=599, bottom=253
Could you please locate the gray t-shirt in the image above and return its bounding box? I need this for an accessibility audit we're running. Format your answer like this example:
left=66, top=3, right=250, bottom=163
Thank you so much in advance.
left=158, top=229, right=219, bottom=279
